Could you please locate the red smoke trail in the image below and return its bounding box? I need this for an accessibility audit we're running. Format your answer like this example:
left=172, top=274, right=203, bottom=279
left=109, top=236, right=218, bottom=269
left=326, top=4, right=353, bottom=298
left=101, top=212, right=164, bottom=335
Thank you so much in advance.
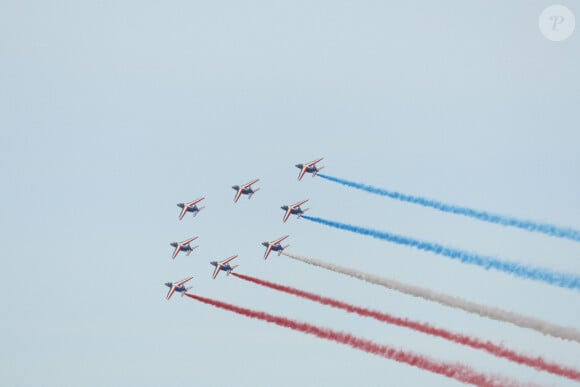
left=232, top=272, right=580, bottom=382
left=185, top=293, right=522, bottom=387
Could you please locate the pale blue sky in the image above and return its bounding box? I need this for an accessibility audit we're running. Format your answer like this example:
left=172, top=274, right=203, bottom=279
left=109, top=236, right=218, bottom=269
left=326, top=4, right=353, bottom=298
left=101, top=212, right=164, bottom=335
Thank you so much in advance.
left=1, top=1, right=579, bottom=386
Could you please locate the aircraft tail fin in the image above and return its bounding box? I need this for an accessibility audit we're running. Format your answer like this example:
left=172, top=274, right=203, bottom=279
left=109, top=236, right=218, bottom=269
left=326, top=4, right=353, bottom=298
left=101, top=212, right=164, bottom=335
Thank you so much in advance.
left=278, top=245, right=290, bottom=255
left=186, top=246, right=199, bottom=256
left=193, top=206, right=205, bottom=216
left=227, top=265, right=239, bottom=275
left=314, top=166, right=325, bottom=176
left=249, top=188, right=260, bottom=199
left=298, top=209, right=309, bottom=218
left=181, top=286, right=193, bottom=296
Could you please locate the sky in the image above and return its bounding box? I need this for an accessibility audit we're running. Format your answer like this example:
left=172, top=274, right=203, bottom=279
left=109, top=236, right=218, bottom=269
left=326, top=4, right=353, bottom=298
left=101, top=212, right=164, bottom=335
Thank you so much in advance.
left=1, top=1, right=579, bottom=386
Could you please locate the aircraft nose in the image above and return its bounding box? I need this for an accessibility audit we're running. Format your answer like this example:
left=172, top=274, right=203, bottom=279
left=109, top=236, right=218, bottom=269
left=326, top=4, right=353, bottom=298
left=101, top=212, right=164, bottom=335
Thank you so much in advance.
left=170, top=242, right=177, bottom=247
left=295, top=164, right=303, bottom=168
left=232, top=185, right=239, bottom=190
left=261, top=242, right=269, bottom=247
left=281, top=206, right=288, bottom=210
left=164, top=282, right=171, bottom=287
left=177, top=203, right=184, bottom=208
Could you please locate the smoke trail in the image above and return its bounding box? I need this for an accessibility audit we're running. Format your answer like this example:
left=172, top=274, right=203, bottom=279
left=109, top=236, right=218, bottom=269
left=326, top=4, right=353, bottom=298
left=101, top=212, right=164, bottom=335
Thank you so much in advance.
left=302, top=215, right=580, bottom=291
left=185, top=293, right=522, bottom=387
left=282, top=252, right=580, bottom=343
left=318, top=174, right=580, bottom=243
left=232, top=272, right=580, bottom=381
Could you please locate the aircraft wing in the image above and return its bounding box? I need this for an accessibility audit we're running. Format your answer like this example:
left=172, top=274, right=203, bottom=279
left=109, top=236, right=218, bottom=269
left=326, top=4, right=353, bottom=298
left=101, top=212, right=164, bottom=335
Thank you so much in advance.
left=178, top=206, right=189, bottom=220
left=233, top=188, right=243, bottom=203
left=212, top=265, right=221, bottom=279
left=298, top=166, right=308, bottom=181
left=291, top=199, right=309, bottom=208
left=264, top=244, right=273, bottom=259
left=306, top=157, right=323, bottom=167
left=242, top=178, right=259, bottom=189
left=186, top=197, right=205, bottom=207
left=272, top=235, right=289, bottom=245
left=166, top=286, right=177, bottom=300
left=175, top=277, right=193, bottom=287
left=182, top=236, right=198, bottom=245
left=220, top=255, right=238, bottom=265
left=171, top=245, right=182, bottom=259
left=282, top=208, right=293, bottom=223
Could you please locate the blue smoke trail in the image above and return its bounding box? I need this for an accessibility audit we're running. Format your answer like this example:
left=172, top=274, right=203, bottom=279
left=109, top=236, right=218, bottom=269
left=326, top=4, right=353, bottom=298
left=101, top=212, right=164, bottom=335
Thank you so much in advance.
left=302, top=215, right=580, bottom=291
left=318, top=174, right=580, bottom=243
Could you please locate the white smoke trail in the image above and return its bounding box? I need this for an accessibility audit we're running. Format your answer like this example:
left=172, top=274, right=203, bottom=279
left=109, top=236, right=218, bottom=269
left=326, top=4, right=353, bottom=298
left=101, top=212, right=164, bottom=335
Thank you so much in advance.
left=283, top=252, right=580, bottom=343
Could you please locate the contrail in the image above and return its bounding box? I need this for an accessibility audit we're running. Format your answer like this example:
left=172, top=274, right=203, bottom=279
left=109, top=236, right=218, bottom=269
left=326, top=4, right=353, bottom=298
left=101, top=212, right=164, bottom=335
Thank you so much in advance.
left=318, top=173, right=580, bottom=243
left=282, top=252, right=580, bottom=343
left=302, top=215, right=580, bottom=291
left=185, top=293, right=523, bottom=387
left=232, top=272, right=580, bottom=381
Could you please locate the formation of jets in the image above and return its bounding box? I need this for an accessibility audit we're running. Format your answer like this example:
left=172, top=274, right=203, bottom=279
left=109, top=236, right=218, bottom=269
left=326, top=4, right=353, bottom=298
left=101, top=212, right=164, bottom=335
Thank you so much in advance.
left=165, top=158, right=322, bottom=299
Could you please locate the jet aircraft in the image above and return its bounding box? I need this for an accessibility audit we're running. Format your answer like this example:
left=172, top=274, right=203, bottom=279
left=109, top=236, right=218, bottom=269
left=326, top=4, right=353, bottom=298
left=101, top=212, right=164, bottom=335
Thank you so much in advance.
left=177, top=197, right=205, bottom=220
left=232, top=179, right=260, bottom=203
left=262, top=235, right=290, bottom=259
left=296, top=158, right=324, bottom=181
left=170, top=236, right=199, bottom=259
left=210, top=255, right=239, bottom=279
left=165, top=276, right=193, bottom=300
left=281, top=200, right=309, bottom=222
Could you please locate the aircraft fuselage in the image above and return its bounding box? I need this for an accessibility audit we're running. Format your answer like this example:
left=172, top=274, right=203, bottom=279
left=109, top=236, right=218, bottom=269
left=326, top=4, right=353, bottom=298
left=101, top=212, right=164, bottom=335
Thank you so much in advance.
left=177, top=203, right=200, bottom=212
left=281, top=206, right=304, bottom=215
left=211, top=261, right=232, bottom=272
left=165, top=283, right=187, bottom=293
left=232, top=186, right=255, bottom=195
left=296, top=164, right=318, bottom=173
left=262, top=242, right=284, bottom=251
left=171, top=243, right=193, bottom=251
